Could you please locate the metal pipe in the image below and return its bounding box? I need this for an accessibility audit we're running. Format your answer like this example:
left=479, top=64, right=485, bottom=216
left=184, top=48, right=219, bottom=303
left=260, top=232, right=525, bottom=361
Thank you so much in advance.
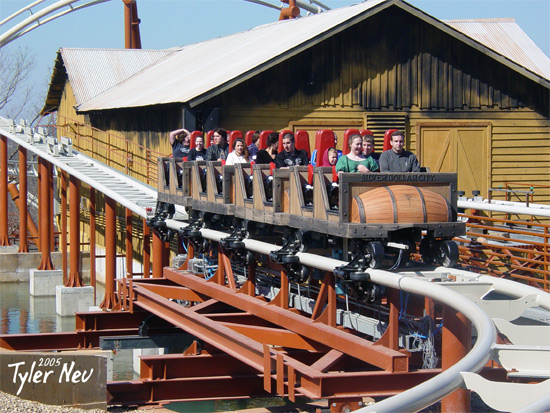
left=37, top=157, right=54, bottom=270
left=458, top=199, right=550, bottom=218
left=432, top=267, right=550, bottom=310
left=0, top=134, right=9, bottom=246
left=0, top=0, right=113, bottom=47
left=67, top=174, right=83, bottom=286
left=60, top=171, right=68, bottom=283
left=100, top=195, right=118, bottom=309
left=89, top=188, right=96, bottom=302
left=125, top=208, right=133, bottom=278
left=7, top=183, right=39, bottom=242
left=142, top=217, right=150, bottom=278
left=152, top=231, right=165, bottom=278
left=356, top=270, right=495, bottom=412
left=18, top=146, right=29, bottom=252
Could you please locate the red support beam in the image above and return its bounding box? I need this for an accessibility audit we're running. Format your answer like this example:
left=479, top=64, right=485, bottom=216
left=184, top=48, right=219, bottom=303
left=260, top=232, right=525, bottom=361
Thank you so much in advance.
left=123, top=0, right=142, bottom=49
left=0, top=134, right=9, bottom=246
left=152, top=230, right=166, bottom=278
left=18, top=146, right=28, bottom=252
left=89, top=188, right=97, bottom=302
left=60, top=170, right=68, bottom=283
left=125, top=208, right=133, bottom=278
left=37, top=157, right=54, bottom=270
left=100, top=196, right=118, bottom=309
left=67, top=174, right=83, bottom=287
left=142, top=217, right=150, bottom=278
left=162, top=269, right=408, bottom=372
left=441, top=305, right=472, bottom=412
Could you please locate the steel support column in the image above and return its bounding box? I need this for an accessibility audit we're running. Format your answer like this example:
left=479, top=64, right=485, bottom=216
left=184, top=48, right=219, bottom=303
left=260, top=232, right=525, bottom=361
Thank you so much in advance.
left=37, top=157, right=54, bottom=270
left=441, top=305, right=471, bottom=412
left=18, top=146, right=28, bottom=252
left=90, top=188, right=96, bottom=301
left=49, top=162, right=54, bottom=251
left=125, top=208, right=133, bottom=278
left=143, top=218, right=150, bottom=278
left=0, top=134, right=9, bottom=246
left=152, top=230, right=166, bottom=278
left=60, top=170, right=68, bottom=283
left=67, top=174, right=83, bottom=287
left=8, top=184, right=38, bottom=244
left=100, top=196, right=118, bottom=309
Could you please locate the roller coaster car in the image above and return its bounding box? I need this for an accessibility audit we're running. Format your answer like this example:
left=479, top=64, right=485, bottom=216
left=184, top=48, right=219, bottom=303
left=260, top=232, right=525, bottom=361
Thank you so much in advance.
left=156, top=157, right=465, bottom=270
left=157, top=157, right=192, bottom=207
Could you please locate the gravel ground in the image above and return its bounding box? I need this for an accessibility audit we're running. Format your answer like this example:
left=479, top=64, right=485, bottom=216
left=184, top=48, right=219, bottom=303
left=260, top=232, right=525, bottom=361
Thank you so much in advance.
left=0, top=391, right=142, bottom=413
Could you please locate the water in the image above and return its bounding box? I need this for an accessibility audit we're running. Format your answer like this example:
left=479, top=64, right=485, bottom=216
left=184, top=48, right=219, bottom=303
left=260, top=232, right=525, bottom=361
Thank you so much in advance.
left=0, top=281, right=136, bottom=381
left=0, top=283, right=76, bottom=335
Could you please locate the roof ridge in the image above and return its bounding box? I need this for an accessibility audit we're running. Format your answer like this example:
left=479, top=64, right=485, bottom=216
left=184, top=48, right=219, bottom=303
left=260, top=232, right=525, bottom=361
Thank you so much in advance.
left=444, top=18, right=516, bottom=23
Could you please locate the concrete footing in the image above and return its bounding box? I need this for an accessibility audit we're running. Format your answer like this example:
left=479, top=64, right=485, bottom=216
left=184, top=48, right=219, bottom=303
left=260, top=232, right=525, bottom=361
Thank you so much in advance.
left=55, top=285, right=95, bottom=316
left=133, top=348, right=165, bottom=375
left=0, top=246, right=19, bottom=254
left=29, top=269, right=63, bottom=296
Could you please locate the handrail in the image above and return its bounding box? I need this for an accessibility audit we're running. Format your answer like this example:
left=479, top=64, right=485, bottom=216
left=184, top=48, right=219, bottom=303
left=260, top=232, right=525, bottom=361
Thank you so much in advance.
left=456, top=212, right=550, bottom=290
left=51, top=114, right=166, bottom=186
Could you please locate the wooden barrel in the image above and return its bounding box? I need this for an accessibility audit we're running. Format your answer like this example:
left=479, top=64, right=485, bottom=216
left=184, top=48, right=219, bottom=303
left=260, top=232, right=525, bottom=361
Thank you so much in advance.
left=350, top=185, right=450, bottom=224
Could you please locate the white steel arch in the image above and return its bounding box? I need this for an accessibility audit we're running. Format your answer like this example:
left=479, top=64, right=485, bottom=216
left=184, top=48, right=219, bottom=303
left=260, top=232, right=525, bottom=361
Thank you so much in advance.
left=0, top=0, right=332, bottom=48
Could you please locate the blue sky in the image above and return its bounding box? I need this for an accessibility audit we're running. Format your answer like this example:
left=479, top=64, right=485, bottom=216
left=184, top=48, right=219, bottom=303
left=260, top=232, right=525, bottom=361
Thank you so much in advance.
left=1, top=0, right=549, bottom=118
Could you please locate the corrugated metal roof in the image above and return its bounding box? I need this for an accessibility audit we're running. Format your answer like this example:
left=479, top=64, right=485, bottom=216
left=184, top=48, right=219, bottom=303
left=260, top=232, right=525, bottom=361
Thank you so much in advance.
left=76, top=0, right=390, bottom=111
left=445, top=18, right=550, bottom=81
left=62, top=48, right=178, bottom=105
left=73, top=0, right=550, bottom=112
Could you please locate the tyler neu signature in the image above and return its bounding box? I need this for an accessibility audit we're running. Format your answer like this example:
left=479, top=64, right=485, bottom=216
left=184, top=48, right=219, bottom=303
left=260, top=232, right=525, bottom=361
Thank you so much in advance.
left=8, top=359, right=94, bottom=395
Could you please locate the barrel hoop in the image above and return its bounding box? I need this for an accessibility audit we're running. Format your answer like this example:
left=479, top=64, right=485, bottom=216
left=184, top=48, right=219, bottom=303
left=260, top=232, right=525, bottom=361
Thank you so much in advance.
left=353, top=195, right=366, bottom=223
left=446, top=198, right=452, bottom=221
left=414, top=186, right=428, bottom=223
left=382, top=186, right=397, bottom=223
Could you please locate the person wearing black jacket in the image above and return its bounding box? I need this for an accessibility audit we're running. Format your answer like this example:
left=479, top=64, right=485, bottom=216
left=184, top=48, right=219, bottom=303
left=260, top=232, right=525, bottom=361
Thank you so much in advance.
left=274, top=132, right=309, bottom=168
left=205, top=128, right=229, bottom=161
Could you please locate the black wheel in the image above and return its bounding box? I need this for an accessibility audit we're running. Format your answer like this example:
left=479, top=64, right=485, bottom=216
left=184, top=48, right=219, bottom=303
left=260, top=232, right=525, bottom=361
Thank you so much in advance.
left=437, top=240, right=459, bottom=267
left=367, top=241, right=384, bottom=269
left=281, top=255, right=300, bottom=264
left=229, top=241, right=245, bottom=249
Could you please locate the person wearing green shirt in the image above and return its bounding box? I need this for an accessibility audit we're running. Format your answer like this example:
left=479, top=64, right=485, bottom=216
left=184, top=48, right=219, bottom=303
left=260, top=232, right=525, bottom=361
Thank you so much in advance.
left=336, top=133, right=379, bottom=173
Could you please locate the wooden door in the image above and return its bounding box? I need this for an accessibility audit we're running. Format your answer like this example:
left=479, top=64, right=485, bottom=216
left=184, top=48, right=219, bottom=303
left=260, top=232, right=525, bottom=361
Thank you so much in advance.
left=418, top=123, right=490, bottom=197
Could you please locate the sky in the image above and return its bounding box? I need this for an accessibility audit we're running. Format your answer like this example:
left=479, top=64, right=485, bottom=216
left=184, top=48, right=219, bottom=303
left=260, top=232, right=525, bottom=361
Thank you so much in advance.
left=0, top=0, right=549, bottom=119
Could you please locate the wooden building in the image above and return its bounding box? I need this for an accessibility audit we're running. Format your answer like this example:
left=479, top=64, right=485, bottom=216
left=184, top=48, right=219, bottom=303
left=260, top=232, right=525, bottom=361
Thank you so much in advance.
left=43, top=0, right=550, bottom=203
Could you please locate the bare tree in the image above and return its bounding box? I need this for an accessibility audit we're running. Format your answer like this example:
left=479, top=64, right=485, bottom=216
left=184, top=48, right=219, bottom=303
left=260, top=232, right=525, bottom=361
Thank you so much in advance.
left=0, top=46, right=36, bottom=120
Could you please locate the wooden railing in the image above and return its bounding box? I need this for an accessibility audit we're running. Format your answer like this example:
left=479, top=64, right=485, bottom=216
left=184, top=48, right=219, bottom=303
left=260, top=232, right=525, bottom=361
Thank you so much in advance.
left=455, top=213, right=549, bottom=291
